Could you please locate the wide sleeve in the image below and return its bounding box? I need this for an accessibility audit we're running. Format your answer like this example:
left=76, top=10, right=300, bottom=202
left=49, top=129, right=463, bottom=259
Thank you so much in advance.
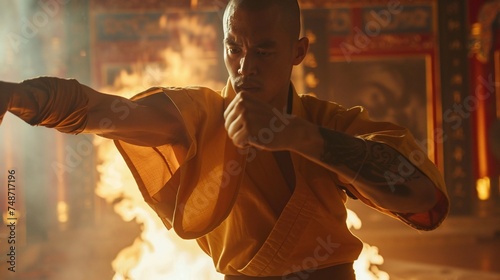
left=344, top=108, right=449, bottom=230
left=7, top=77, right=88, bottom=134
left=302, top=96, right=449, bottom=231
left=114, top=86, right=246, bottom=239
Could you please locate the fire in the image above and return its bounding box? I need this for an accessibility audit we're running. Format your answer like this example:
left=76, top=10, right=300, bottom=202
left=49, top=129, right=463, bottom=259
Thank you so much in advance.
left=94, top=15, right=225, bottom=280
left=348, top=210, right=389, bottom=280
left=95, top=137, right=222, bottom=280
left=93, top=13, right=389, bottom=280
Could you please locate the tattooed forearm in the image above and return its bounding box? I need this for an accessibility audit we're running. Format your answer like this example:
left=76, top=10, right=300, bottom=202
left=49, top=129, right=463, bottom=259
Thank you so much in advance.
left=360, top=142, right=418, bottom=195
left=318, top=127, right=367, bottom=174
left=319, top=127, right=421, bottom=195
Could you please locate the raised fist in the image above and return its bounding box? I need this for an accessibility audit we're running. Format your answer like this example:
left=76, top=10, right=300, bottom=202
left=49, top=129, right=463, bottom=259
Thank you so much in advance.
left=0, top=85, right=13, bottom=126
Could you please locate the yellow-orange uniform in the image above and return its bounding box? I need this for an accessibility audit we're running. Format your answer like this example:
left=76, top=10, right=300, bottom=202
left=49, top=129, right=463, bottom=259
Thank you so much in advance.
left=2, top=77, right=448, bottom=276
left=114, top=80, right=449, bottom=277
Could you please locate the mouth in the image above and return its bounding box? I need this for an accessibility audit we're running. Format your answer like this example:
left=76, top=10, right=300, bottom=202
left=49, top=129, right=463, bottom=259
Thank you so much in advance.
left=237, top=87, right=260, bottom=93
left=235, top=83, right=261, bottom=93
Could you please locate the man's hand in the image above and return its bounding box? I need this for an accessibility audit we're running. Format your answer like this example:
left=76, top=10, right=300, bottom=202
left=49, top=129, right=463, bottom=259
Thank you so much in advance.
left=224, top=92, right=283, bottom=150
left=223, top=92, right=314, bottom=151
left=0, top=82, right=14, bottom=125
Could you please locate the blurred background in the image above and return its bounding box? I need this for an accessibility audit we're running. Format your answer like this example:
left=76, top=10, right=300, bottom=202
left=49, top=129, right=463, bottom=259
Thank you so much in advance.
left=0, top=0, right=499, bottom=279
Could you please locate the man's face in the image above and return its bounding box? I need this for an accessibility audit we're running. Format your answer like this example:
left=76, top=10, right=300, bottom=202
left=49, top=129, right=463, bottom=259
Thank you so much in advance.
left=223, top=5, right=298, bottom=108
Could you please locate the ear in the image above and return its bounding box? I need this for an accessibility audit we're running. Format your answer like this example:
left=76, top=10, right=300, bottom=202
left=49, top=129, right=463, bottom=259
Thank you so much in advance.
left=292, top=37, right=309, bottom=66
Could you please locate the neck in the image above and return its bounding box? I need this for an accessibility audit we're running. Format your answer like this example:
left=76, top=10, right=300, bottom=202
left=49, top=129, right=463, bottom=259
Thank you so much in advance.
left=270, top=84, right=293, bottom=112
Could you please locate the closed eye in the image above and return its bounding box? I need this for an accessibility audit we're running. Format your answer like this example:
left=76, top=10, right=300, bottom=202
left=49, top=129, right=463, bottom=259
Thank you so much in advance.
left=256, top=49, right=273, bottom=56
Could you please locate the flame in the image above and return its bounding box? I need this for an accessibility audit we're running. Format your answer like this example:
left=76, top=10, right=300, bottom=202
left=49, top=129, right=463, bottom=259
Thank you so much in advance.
left=95, top=137, right=222, bottom=280
left=93, top=13, right=388, bottom=280
left=94, top=14, right=224, bottom=280
left=348, top=209, right=389, bottom=280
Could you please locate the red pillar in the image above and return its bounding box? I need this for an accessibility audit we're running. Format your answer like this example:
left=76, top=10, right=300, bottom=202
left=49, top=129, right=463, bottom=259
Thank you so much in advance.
left=468, top=0, right=500, bottom=204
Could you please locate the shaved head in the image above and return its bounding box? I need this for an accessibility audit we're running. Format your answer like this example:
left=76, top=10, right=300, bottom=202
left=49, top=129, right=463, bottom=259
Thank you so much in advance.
left=223, top=0, right=301, bottom=41
left=222, top=0, right=309, bottom=109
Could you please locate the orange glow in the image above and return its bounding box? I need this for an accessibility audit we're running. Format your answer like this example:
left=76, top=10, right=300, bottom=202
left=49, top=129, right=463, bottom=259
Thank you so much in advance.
left=191, top=0, right=199, bottom=9
left=476, top=177, right=491, bottom=201
left=55, top=133, right=68, bottom=225
left=57, top=201, right=69, bottom=223
left=425, top=55, right=436, bottom=162
left=495, top=51, right=500, bottom=119
left=476, top=89, right=489, bottom=179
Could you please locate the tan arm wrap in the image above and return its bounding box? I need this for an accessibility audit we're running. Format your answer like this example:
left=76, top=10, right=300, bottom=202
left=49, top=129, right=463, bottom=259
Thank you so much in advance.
left=10, top=77, right=89, bottom=134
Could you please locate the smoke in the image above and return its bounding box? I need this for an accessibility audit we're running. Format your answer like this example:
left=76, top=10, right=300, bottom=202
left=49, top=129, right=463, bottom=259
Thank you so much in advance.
left=0, top=1, right=113, bottom=278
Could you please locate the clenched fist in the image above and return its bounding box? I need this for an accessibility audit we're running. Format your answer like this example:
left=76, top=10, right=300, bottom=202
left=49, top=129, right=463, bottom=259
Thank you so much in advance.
left=0, top=82, right=14, bottom=126
left=223, top=92, right=300, bottom=151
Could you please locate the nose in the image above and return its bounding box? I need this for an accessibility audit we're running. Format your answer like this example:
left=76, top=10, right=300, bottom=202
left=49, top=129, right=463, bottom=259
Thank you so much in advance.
left=238, top=54, right=257, bottom=76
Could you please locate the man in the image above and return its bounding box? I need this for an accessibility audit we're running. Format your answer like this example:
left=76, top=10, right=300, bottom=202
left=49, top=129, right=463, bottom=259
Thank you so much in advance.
left=0, top=0, right=448, bottom=279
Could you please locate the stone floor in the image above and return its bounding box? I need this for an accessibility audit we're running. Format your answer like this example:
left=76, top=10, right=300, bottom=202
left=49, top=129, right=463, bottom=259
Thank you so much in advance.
left=0, top=202, right=141, bottom=280
left=382, top=259, right=500, bottom=280
left=349, top=199, right=500, bottom=280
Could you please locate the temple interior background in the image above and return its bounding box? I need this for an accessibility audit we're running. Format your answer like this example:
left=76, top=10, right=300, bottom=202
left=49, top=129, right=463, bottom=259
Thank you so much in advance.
left=0, top=0, right=499, bottom=279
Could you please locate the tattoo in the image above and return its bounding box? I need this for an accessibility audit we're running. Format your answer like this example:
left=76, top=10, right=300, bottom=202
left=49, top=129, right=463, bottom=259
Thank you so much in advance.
left=319, top=127, right=366, bottom=172
left=319, top=127, right=421, bottom=196
left=362, top=143, right=417, bottom=195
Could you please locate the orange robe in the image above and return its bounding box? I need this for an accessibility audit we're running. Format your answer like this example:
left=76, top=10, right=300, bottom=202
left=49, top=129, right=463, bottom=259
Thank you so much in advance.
left=114, top=80, right=449, bottom=276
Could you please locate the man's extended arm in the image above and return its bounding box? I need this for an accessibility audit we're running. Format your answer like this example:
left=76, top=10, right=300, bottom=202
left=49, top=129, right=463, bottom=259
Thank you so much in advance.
left=295, top=123, right=437, bottom=213
left=0, top=77, right=187, bottom=147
